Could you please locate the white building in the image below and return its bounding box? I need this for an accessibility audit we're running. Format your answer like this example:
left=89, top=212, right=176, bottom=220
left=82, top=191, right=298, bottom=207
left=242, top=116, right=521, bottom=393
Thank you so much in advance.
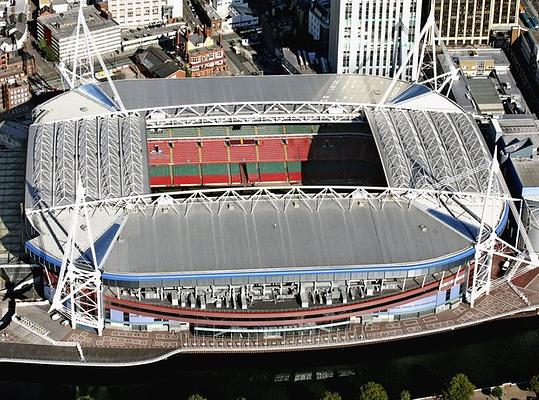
left=0, top=0, right=29, bottom=52
left=221, top=0, right=258, bottom=33
left=211, top=0, right=246, bottom=19
left=328, top=0, right=421, bottom=79
left=108, top=0, right=183, bottom=28
left=37, top=6, right=121, bottom=63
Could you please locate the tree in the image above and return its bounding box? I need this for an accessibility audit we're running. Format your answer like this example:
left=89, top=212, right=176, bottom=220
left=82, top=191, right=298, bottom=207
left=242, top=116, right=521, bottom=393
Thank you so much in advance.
left=37, top=38, right=46, bottom=51
left=491, top=386, right=503, bottom=399
left=358, top=382, right=388, bottom=400
left=187, top=395, right=207, bottom=400
left=530, top=375, right=539, bottom=395
left=441, top=374, right=475, bottom=400
left=320, top=391, right=342, bottom=400
left=43, top=45, right=58, bottom=62
left=400, top=390, right=412, bottom=400
left=36, top=38, right=58, bottom=62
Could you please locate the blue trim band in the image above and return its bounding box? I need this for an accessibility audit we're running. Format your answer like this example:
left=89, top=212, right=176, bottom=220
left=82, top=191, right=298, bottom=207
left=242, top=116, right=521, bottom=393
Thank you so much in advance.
left=101, top=246, right=475, bottom=282
left=30, top=202, right=511, bottom=283
left=25, top=242, right=62, bottom=268
left=496, top=201, right=510, bottom=236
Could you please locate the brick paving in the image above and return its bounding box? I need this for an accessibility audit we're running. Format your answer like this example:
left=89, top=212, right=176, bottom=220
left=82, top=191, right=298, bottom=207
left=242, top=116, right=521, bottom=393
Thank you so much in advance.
left=0, top=273, right=535, bottom=359
left=52, top=280, right=537, bottom=355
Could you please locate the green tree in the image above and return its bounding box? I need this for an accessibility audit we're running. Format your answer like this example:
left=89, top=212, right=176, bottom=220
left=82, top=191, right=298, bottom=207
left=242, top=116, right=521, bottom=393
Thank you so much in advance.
left=441, top=374, right=475, bottom=400
left=37, top=38, right=46, bottom=51
left=358, top=382, right=388, bottom=400
left=187, top=395, right=207, bottom=400
left=530, top=375, right=539, bottom=395
left=320, top=391, right=342, bottom=400
left=43, top=45, right=58, bottom=62
left=400, top=390, right=412, bottom=400
left=491, top=386, right=503, bottom=399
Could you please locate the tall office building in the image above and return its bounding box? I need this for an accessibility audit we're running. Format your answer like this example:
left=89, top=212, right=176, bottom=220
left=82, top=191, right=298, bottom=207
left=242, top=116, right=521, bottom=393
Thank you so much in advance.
left=434, top=0, right=520, bottom=46
left=108, top=0, right=183, bottom=28
left=328, top=0, right=422, bottom=79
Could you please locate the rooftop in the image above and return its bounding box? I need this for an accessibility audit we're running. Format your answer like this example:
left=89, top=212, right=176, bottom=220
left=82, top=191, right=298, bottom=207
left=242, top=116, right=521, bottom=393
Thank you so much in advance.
left=449, top=47, right=510, bottom=69
left=512, top=159, right=539, bottom=188
left=135, top=46, right=181, bottom=79
left=38, top=6, right=119, bottom=39
left=121, top=23, right=183, bottom=42
left=104, top=75, right=449, bottom=112
left=26, top=187, right=503, bottom=281
left=468, top=78, right=504, bottom=114
left=101, top=196, right=473, bottom=278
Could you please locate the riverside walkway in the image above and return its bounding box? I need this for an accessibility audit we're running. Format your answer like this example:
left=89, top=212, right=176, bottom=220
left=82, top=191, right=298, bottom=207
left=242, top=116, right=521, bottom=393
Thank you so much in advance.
left=0, top=270, right=538, bottom=366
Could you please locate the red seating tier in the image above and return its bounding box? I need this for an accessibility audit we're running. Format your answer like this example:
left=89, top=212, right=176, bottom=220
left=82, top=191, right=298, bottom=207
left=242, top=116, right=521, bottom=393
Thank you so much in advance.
left=257, top=138, right=285, bottom=162
left=147, top=141, right=171, bottom=165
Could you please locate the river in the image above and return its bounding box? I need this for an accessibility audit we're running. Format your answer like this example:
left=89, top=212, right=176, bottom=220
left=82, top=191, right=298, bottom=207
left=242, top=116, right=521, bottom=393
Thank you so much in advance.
left=1, top=316, right=538, bottom=400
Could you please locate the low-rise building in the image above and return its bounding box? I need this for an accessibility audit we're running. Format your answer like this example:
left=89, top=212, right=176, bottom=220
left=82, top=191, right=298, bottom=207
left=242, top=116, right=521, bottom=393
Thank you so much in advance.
left=37, top=6, right=121, bottom=63
left=121, top=22, right=183, bottom=52
left=178, top=29, right=227, bottom=77
left=445, top=47, right=529, bottom=116
left=492, top=116, right=539, bottom=248
left=2, top=80, right=30, bottom=110
left=221, top=0, right=258, bottom=33
left=134, top=45, right=185, bottom=78
left=195, top=1, right=223, bottom=33
left=210, top=0, right=245, bottom=19
left=0, top=50, right=35, bottom=84
left=458, top=55, right=496, bottom=77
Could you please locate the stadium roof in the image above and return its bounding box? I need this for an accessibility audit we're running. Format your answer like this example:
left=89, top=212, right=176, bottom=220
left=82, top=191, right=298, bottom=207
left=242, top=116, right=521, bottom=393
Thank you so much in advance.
left=27, top=187, right=507, bottom=282
left=102, top=197, right=473, bottom=277
left=27, top=75, right=491, bottom=209
left=25, top=75, right=505, bottom=280
left=33, top=75, right=461, bottom=124
left=27, top=112, right=149, bottom=208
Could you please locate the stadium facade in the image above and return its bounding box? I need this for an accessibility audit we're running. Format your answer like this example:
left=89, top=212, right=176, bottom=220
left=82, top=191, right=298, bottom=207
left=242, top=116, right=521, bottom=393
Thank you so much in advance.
left=24, top=74, right=507, bottom=336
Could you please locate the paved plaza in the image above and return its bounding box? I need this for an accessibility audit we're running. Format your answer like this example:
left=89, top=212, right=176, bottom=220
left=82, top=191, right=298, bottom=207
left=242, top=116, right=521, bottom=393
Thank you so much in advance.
left=0, top=268, right=537, bottom=364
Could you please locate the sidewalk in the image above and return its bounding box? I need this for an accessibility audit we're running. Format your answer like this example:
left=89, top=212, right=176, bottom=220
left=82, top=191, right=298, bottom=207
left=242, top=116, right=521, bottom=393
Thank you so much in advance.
left=417, top=383, right=536, bottom=400
left=472, top=383, right=535, bottom=400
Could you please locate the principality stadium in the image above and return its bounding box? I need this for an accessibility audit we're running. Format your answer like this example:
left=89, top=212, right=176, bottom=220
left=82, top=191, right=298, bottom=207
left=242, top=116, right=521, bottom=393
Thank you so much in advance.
left=23, top=74, right=509, bottom=336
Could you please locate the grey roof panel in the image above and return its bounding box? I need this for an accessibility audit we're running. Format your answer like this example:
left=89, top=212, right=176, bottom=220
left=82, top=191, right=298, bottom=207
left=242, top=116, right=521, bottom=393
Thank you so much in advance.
left=105, top=75, right=410, bottom=111
left=103, top=198, right=472, bottom=275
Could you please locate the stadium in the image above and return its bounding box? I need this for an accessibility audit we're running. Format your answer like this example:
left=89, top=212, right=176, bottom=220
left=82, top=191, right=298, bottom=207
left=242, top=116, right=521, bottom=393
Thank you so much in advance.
left=23, top=74, right=507, bottom=336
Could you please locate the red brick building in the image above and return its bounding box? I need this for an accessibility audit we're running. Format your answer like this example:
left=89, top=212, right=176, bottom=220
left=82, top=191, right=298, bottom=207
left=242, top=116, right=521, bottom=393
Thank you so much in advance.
left=3, top=81, right=30, bottom=110
left=0, top=50, right=34, bottom=109
left=178, top=29, right=228, bottom=77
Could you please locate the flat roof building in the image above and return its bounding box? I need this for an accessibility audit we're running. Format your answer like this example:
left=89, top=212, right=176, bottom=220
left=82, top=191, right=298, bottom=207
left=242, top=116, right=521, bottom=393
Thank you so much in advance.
left=108, top=0, right=182, bottom=28
left=468, top=78, right=505, bottom=115
left=37, top=6, right=121, bottom=63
